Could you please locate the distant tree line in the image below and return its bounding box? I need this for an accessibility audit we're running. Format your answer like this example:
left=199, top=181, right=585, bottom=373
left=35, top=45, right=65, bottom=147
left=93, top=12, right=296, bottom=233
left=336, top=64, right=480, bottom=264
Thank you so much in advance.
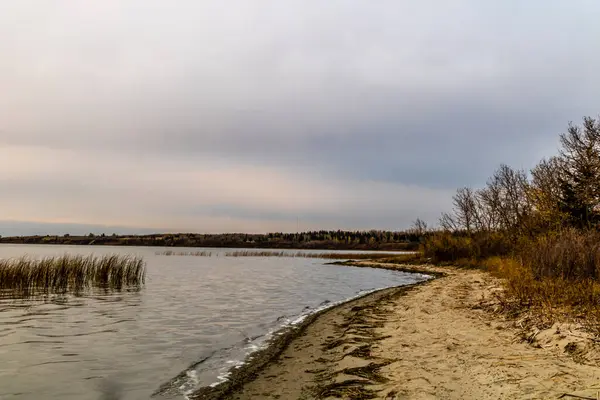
left=0, top=230, right=422, bottom=251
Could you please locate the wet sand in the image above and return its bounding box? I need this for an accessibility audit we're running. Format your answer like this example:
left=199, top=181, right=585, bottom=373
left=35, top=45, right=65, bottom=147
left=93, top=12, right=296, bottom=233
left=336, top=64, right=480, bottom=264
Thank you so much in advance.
left=194, top=263, right=600, bottom=399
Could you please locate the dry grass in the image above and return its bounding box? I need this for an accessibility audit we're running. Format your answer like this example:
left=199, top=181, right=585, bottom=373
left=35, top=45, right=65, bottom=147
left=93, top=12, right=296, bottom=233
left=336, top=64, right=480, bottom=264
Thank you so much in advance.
left=420, top=229, right=600, bottom=335
left=155, top=250, right=396, bottom=260
left=420, top=229, right=600, bottom=328
left=0, top=254, right=145, bottom=297
left=422, top=232, right=511, bottom=263
left=481, top=256, right=600, bottom=332
left=520, top=228, right=600, bottom=280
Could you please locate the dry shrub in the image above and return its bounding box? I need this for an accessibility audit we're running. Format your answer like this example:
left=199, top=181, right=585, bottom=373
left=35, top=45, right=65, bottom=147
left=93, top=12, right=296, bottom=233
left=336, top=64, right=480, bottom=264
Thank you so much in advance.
left=426, top=229, right=600, bottom=330
left=440, top=231, right=600, bottom=335
left=485, top=256, right=600, bottom=328
left=421, top=234, right=474, bottom=261
left=422, top=232, right=511, bottom=262
left=519, top=228, right=600, bottom=280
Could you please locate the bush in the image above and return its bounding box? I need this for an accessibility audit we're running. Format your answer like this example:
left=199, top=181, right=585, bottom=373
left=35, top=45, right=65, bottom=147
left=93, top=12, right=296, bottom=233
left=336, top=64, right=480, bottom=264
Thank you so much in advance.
left=519, top=228, right=600, bottom=280
left=422, top=231, right=511, bottom=262
left=422, top=233, right=474, bottom=261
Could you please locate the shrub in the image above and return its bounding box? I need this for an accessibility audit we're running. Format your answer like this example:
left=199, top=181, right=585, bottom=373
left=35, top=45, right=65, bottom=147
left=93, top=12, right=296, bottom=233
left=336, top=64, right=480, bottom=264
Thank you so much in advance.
left=519, top=228, right=600, bottom=280
left=422, top=231, right=511, bottom=262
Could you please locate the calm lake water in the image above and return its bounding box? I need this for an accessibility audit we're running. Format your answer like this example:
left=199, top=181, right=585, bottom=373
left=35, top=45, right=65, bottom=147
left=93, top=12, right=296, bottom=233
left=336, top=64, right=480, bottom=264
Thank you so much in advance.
left=0, top=244, right=428, bottom=400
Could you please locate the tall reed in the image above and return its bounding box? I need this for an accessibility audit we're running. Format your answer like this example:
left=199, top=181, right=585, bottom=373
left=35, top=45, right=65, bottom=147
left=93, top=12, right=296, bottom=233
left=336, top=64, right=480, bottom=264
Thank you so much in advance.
left=0, top=254, right=145, bottom=297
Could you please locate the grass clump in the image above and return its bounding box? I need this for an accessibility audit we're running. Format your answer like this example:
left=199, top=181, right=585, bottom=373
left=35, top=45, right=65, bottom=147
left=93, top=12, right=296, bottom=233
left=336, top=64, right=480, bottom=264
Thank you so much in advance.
left=0, top=254, right=145, bottom=297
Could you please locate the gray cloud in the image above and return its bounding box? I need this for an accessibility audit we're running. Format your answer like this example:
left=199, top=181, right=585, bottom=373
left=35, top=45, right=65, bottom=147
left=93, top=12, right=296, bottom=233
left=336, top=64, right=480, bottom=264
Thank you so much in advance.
left=1, top=1, right=599, bottom=233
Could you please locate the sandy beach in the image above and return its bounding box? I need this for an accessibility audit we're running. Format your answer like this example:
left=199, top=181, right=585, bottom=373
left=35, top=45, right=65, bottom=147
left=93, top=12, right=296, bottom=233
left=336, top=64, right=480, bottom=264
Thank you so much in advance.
left=197, top=262, right=600, bottom=399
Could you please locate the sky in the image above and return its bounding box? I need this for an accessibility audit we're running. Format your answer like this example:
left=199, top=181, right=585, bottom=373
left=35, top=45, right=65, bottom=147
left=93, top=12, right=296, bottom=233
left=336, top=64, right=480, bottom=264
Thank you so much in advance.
left=1, top=1, right=600, bottom=235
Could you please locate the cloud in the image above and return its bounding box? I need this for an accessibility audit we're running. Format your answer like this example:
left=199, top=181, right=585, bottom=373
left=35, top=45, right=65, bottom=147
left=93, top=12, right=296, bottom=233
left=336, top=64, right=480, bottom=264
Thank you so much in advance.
left=0, top=145, right=452, bottom=232
left=1, top=1, right=599, bottom=233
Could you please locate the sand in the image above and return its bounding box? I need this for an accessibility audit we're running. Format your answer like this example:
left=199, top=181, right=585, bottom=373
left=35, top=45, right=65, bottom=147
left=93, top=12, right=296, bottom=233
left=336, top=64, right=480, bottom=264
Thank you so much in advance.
left=204, top=263, right=600, bottom=399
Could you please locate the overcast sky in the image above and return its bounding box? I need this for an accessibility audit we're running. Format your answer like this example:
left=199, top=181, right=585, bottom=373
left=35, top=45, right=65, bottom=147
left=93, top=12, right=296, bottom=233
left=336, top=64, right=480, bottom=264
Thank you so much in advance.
left=1, top=1, right=600, bottom=235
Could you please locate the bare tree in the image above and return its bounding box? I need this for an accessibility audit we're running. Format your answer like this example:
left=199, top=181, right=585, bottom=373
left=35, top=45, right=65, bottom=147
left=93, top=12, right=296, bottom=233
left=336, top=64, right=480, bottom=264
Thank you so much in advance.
left=475, top=186, right=501, bottom=231
left=485, top=164, right=531, bottom=235
left=452, top=187, right=478, bottom=233
left=411, top=218, right=429, bottom=236
left=439, top=212, right=457, bottom=232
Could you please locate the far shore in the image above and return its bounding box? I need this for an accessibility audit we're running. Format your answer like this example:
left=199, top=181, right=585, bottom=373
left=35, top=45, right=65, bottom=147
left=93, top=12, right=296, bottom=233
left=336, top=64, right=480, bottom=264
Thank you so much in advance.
left=193, top=261, right=600, bottom=400
left=0, top=231, right=419, bottom=252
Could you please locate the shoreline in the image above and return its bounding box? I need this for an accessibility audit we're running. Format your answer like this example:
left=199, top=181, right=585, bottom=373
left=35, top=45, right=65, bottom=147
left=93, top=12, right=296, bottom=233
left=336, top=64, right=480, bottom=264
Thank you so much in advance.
left=189, top=278, right=433, bottom=400
left=194, top=261, right=600, bottom=399
left=189, top=262, right=445, bottom=400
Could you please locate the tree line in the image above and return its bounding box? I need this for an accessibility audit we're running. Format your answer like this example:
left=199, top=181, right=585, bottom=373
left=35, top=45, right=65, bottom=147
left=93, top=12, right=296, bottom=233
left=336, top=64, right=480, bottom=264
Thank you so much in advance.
left=0, top=230, right=422, bottom=251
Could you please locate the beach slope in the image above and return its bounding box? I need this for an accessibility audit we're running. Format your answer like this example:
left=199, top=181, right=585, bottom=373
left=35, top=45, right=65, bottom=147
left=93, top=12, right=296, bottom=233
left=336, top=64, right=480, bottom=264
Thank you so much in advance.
left=226, top=263, right=600, bottom=399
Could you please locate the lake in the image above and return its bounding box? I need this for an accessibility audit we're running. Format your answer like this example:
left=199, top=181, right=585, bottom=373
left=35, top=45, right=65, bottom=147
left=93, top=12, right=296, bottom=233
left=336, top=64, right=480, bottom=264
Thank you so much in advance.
left=0, top=244, right=428, bottom=400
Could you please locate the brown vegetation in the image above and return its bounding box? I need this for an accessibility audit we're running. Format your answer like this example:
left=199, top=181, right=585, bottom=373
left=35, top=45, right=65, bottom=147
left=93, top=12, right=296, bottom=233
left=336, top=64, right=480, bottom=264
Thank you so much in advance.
left=0, top=254, right=145, bottom=297
left=420, top=115, right=600, bottom=334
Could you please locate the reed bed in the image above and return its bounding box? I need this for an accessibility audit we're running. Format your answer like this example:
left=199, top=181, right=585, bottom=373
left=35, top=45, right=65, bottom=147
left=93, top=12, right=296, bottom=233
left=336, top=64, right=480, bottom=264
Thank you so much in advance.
left=155, top=250, right=393, bottom=259
left=225, top=251, right=393, bottom=259
left=158, top=250, right=214, bottom=257
left=0, top=254, right=145, bottom=297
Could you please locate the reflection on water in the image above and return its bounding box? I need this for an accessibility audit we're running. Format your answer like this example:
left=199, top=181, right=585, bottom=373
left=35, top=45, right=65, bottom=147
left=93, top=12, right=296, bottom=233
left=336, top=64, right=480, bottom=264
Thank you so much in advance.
left=0, top=245, right=426, bottom=400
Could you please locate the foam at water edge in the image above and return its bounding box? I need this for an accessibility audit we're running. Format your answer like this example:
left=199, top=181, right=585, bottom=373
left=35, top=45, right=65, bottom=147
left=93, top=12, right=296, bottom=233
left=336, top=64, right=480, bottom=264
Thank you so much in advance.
left=188, top=272, right=432, bottom=395
left=180, top=370, right=198, bottom=392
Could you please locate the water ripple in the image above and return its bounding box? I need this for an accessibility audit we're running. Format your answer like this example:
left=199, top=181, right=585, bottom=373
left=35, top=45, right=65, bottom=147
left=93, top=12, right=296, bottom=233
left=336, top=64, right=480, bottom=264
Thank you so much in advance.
left=24, top=359, right=89, bottom=368
left=0, top=340, right=64, bottom=348
left=35, top=329, right=118, bottom=338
